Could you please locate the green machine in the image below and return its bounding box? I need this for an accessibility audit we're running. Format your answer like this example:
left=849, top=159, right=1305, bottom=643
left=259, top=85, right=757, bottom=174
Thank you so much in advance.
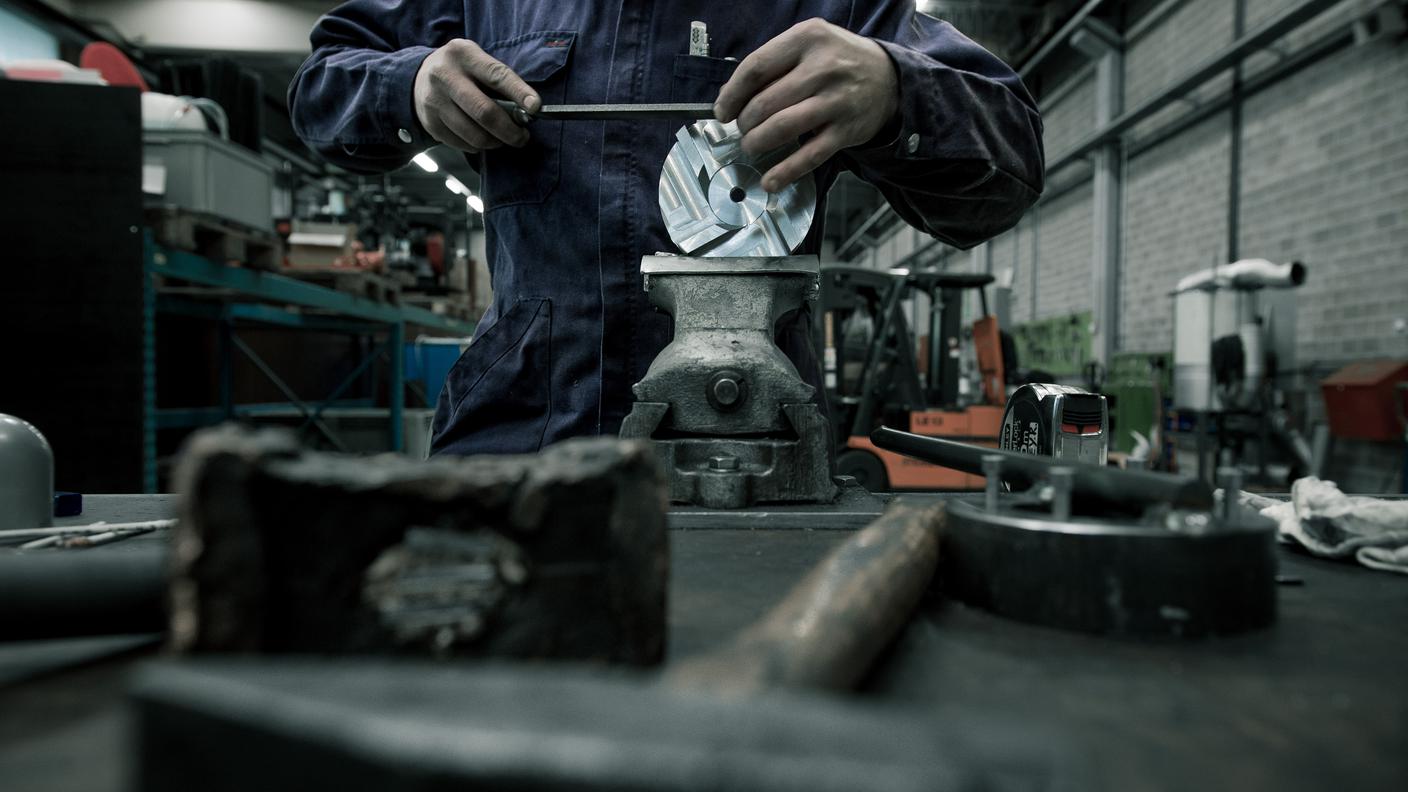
left=1010, top=312, right=1092, bottom=379
left=1105, top=352, right=1172, bottom=456
left=1009, top=312, right=1171, bottom=458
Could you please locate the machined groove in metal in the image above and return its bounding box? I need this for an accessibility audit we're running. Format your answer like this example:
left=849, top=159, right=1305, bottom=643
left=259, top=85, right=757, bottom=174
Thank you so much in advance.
left=659, top=120, right=817, bottom=257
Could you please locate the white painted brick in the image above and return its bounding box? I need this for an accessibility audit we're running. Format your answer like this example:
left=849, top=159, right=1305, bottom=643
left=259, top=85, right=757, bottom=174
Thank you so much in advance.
left=1032, top=182, right=1094, bottom=321
left=1239, top=38, right=1408, bottom=364
left=1042, top=76, right=1096, bottom=162
left=1122, top=113, right=1232, bottom=353
left=1125, top=0, right=1235, bottom=109
left=1247, top=0, right=1305, bottom=28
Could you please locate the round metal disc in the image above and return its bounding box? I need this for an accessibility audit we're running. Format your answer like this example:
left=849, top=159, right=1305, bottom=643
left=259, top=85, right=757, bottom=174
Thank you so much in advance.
left=659, top=120, right=816, bottom=257
left=939, top=499, right=1277, bottom=638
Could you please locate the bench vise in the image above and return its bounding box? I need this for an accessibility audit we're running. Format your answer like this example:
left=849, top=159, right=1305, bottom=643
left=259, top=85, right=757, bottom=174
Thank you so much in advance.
left=621, top=255, right=836, bottom=509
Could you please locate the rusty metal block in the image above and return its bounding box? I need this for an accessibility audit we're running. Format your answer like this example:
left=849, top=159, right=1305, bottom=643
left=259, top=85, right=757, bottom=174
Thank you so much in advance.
left=169, top=426, right=668, bottom=665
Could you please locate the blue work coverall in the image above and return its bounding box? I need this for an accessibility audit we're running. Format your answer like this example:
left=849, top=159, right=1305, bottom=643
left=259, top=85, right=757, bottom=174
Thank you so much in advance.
left=289, top=1, right=1044, bottom=457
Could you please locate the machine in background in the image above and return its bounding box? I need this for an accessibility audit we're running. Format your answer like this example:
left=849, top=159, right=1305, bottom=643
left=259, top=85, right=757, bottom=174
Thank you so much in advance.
left=1172, top=258, right=1311, bottom=483
left=817, top=267, right=1009, bottom=491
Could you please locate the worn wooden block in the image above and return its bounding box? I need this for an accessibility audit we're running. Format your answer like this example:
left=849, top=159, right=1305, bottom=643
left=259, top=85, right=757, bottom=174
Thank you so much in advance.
left=169, top=426, right=668, bottom=665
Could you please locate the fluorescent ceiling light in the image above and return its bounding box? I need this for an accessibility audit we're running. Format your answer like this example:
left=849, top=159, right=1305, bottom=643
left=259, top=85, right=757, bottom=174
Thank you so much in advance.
left=444, top=175, right=468, bottom=196
left=466, top=194, right=484, bottom=213
left=412, top=152, right=439, bottom=173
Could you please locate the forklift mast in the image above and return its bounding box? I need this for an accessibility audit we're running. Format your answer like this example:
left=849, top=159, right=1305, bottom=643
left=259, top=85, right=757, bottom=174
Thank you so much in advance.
left=909, top=270, right=995, bottom=408
left=816, top=266, right=1000, bottom=442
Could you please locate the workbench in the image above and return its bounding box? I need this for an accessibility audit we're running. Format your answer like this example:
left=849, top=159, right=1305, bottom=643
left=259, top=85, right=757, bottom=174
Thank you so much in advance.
left=1, top=495, right=1404, bottom=791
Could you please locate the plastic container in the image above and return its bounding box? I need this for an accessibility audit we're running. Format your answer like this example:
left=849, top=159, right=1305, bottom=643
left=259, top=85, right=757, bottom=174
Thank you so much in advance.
left=1320, top=359, right=1408, bottom=441
left=143, top=130, right=273, bottom=231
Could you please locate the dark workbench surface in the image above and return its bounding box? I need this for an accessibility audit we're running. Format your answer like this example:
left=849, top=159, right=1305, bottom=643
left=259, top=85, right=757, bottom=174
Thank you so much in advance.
left=2, top=495, right=1405, bottom=791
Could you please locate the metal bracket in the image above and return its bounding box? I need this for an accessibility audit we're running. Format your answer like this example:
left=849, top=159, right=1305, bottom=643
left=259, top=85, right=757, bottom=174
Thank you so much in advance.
left=623, top=402, right=837, bottom=509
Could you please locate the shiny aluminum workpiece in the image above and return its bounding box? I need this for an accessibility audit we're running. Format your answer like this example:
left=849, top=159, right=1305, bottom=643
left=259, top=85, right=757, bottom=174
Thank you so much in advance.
left=659, top=119, right=817, bottom=257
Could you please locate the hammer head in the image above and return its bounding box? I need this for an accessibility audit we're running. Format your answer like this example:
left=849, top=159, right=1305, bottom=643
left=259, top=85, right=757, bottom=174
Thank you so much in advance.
left=131, top=660, right=1090, bottom=792
left=169, top=426, right=669, bottom=664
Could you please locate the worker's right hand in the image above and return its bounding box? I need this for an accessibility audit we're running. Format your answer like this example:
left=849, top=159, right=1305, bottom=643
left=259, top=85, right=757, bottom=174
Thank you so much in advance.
left=413, top=40, right=540, bottom=152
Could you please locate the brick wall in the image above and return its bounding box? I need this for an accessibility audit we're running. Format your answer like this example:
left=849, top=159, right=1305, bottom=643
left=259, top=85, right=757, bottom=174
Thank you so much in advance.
left=1121, top=113, right=1232, bottom=353
left=1042, top=76, right=1096, bottom=161
left=1239, top=36, right=1408, bottom=363
left=1247, top=0, right=1304, bottom=27
left=990, top=213, right=1039, bottom=325
left=849, top=1, right=1407, bottom=490
left=1032, top=181, right=1094, bottom=320
left=1124, top=0, right=1236, bottom=108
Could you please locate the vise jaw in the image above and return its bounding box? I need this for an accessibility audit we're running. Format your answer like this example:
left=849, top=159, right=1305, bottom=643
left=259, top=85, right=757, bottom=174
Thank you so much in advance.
left=621, top=255, right=836, bottom=509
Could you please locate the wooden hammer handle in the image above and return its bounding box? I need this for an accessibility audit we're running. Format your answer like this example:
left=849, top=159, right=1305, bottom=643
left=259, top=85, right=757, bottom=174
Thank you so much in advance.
left=666, top=501, right=946, bottom=694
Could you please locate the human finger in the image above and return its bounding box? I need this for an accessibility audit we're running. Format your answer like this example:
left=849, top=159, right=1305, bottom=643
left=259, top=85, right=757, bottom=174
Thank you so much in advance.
left=735, top=67, right=822, bottom=135
left=714, top=20, right=820, bottom=121
left=424, top=112, right=482, bottom=153
left=437, top=103, right=501, bottom=151
left=443, top=62, right=528, bottom=147
left=741, top=95, right=831, bottom=158
left=760, top=125, right=843, bottom=192
left=451, top=39, right=540, bottom=112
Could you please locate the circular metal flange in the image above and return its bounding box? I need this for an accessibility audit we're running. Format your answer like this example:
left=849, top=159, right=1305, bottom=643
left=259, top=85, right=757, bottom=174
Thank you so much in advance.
left=939, top=499, right=1277, bottom=638
left=659, top=120, right=817, bottom=257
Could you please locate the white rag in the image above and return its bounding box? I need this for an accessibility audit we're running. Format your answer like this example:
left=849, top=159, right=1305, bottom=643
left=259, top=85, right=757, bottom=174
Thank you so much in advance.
left=1239, top=477, right=1408, bottom=575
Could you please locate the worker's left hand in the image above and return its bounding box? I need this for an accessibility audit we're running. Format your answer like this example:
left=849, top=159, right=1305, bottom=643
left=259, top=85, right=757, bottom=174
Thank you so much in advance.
left=714, top=18, right=899, bottom=193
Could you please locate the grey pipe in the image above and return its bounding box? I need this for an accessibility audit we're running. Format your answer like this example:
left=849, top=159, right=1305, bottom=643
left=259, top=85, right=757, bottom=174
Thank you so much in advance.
left=0, top=544, right=168, bottom=641
left=1174, top=259, right=1306, bottom=293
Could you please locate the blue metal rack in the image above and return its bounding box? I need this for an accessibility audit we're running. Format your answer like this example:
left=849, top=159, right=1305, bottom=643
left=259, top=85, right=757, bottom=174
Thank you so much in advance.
left=142, top=233, right=476, bottom=492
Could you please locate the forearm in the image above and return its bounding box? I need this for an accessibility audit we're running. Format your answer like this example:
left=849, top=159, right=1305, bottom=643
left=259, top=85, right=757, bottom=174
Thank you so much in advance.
left=287, top=2, right=459, bottom=172
left=845, top=9, right=1045, bottom=248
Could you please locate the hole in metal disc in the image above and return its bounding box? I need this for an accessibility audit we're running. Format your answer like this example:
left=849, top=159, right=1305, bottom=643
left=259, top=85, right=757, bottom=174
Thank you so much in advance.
left=729, top=186, right=746, bottom=203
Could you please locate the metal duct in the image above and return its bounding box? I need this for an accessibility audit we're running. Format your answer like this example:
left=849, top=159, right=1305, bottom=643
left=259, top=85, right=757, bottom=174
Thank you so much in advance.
left=1175, top=258, right=1306, bottom=293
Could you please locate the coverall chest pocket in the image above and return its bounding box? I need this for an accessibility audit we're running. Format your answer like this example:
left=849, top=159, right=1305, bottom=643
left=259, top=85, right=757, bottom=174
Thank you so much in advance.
left=670, top=54, right=737, bottom=104
left=480, top=31, right=575, bottom=209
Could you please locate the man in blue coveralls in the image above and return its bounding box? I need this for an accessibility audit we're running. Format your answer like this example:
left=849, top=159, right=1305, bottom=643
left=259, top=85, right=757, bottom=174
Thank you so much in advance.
left=289, top=1, right=1044, bottom=458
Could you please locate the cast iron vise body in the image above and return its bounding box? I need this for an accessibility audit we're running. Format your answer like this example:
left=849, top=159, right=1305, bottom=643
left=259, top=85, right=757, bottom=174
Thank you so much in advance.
left=621, top=255, right=836, bottom=509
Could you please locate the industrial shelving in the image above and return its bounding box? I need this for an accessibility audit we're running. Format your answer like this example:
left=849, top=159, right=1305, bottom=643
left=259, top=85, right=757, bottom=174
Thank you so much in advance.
left=142, top=233, right=476, bottom=492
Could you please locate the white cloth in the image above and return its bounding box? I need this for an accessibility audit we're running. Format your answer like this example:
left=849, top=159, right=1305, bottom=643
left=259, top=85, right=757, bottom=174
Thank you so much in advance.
left=1240, top=477, right=1408, bottom=575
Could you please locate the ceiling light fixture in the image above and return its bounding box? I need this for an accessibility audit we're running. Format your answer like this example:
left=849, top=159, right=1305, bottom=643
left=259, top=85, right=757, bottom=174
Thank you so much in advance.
left=412, top=152, right=439, bottom=173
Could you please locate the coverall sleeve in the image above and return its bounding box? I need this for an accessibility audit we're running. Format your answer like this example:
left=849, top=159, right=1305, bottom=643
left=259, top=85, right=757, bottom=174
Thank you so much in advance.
left=844, top=2, right=1045, bottom=249
left=287, top=1, right=465, bottom=173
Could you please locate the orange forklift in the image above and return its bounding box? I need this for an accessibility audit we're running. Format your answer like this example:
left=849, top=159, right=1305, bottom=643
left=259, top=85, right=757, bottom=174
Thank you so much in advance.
left=816, top=266, right=1008, bottom=491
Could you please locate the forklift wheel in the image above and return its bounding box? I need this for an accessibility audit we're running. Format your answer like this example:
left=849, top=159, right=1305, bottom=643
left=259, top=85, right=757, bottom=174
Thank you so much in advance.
left=837, top=449, right=888, bottom=492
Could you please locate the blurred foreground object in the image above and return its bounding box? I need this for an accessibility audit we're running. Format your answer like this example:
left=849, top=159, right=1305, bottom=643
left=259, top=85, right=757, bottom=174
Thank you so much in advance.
left=170, top=426, right=669, bottom=664
left=0, top=414, right=54, bottom=533
left=135, top=501, right=1090, bottom=790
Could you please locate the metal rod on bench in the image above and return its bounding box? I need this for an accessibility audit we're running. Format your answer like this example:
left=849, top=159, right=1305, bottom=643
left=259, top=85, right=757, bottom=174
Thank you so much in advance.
left=871, top=426, right=1214, bottom=515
